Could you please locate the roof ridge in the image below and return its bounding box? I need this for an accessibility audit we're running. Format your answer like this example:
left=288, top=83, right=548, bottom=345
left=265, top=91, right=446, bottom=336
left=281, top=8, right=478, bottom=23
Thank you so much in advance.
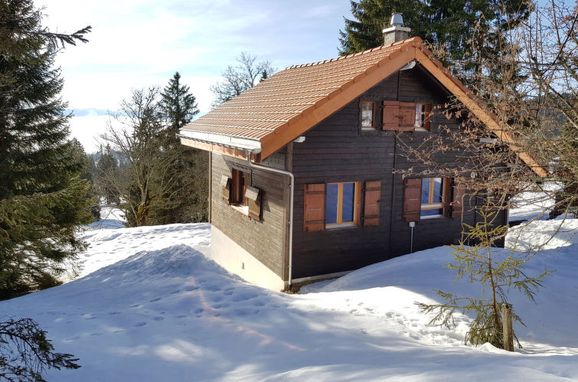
left=285, top=37, right=422, bottom=70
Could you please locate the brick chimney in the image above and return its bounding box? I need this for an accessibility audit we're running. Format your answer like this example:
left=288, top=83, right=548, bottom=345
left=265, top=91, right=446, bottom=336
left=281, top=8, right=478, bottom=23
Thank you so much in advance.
left=382, top=13, right=411, bottom=45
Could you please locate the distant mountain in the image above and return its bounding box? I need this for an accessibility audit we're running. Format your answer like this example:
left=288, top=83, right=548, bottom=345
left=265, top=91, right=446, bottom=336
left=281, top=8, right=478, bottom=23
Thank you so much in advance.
left=67, top=108, right=112, bottom=117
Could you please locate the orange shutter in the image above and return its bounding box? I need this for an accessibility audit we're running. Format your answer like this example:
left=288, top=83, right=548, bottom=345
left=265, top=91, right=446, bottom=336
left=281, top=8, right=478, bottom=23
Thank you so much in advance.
left=304, top=183, right=325, bottom=232
left=403, top=178, right=421, bottom=222
left=452, top=178, right=466, bottom=219
left=424, top=104, right=433, bottom=130
left=363, top=180, right=381, bottom=226
left=382, top=100, right=400, bottom=130
left=221, top=176, right=231, bottom=204
left=442, top=177, right=452, bottom=217
left=398, top=102, right=416, bottom=131
left=245, top=186, right=262, bottom=220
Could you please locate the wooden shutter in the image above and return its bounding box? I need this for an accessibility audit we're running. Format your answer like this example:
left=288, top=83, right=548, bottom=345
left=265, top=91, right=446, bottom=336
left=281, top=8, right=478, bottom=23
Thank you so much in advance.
left=398, top=102, right=416, bottom=131
left=221, top=175, right=231, bottom=204
left=382, top=101, right=400, bottom=130
left=245, top=186, right=262, bottom=220
left=403, top=178, right=421, bottom=222
left=424, top=104, right=433, bottom=130
left=304, top=183, right=325, bottom=232
left=363, top=180, right=381, bottom=226
left=451, top=178, right=466, bottom=219
left=442, top=177, right=452, bottom=217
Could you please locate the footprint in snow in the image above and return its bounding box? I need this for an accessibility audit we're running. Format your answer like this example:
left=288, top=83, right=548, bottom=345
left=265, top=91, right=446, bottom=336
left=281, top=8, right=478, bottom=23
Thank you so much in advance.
left=81, top=313, right=96, bottom=320
left=149, top=297, right=162, bottom=302
left=134, top=322, right=147, bottom=327
left=130, top=303, right=142, bottom=309
left=108, top=311, right=121, bottom=316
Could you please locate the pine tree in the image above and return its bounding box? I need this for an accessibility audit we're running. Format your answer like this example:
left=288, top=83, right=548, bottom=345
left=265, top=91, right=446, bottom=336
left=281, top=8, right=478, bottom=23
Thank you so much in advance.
left=0, top=0, right=92, bottom=298
left=417, top=208, right=549, bottom=350
left=339, top=0, right=531, bottom=82
left=95, top=144, right=120, bottom=205
left=152, top=72, right=207, bottom=224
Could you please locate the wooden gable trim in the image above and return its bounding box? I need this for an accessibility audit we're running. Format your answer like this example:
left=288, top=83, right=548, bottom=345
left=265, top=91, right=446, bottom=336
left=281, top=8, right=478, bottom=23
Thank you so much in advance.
left=413, top=49, right=547, bottom=177
left=259, top=43, right=419, bottom=159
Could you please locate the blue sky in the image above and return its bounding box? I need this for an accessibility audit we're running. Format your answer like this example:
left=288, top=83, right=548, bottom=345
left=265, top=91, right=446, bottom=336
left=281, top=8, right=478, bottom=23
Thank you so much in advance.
left=35, top=1, right=353, bottom=151
left=38, top=0, right=353, bottom=113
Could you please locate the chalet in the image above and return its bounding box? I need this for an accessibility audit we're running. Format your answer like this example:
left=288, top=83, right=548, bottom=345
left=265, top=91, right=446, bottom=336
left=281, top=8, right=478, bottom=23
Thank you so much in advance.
left=180, top=15, right=545, bottom=291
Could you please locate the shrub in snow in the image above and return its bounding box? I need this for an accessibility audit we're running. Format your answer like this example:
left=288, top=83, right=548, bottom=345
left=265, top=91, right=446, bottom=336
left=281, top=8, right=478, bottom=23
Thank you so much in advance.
left=418, top=209, right=549, bottom=350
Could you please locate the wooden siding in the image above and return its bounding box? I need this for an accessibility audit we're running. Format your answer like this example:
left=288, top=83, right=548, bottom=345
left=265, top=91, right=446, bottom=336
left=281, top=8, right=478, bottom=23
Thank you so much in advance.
left=291, top=65, right=487, bottom=279
left=211, top=153, right=289, bottom=279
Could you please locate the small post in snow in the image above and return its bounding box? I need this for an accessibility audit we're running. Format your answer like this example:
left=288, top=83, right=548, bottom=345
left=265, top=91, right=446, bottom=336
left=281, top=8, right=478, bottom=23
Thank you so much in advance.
left=501, top=303, right=514, bottom=351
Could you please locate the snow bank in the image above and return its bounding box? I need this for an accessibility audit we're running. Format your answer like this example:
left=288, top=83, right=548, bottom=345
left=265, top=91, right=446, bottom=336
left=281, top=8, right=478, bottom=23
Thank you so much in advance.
left=1, top=220, right=577, bottom=381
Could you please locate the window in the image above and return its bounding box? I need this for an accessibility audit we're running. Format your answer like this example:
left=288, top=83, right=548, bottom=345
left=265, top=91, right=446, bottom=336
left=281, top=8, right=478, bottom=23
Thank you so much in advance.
left=360, top=100, right=376, bottom=129
left=231, top=168, right=248, bottom=205
left=304, top=181, right=378, bottom=231
left=325, top=182, right=359, bottom=227
left=421, top=177, right=444, bottom=218
left=415, top=103, right=432, bottom=130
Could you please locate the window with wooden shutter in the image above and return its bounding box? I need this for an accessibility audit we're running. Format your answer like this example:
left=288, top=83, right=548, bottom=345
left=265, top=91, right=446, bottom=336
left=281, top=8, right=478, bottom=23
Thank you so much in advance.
left=415, top=103, right=433, bottom=131
left=398, top=102, right=416, bottom=131
left=451, top=179, right=466, bottom=219
left=221, top=175, right=231, bottom=203
left=403, top=178, right=421, bottom=222
left=363, top=180, right=381, bottom=226
left=245, top=186, right=262, bottom=220
left=360, top=100, right=376, bottom=130
left=304, top=183, right=325, bottom=232
left=231, top=169, right=248, bottom=205
left=382, top=100, right=400, bottom=130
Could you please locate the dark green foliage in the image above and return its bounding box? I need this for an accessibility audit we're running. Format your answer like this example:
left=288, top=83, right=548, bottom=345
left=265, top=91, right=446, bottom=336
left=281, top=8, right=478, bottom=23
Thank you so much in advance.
left=0, top=318, right=80, bottom=381
left=0, top=0, right=92, bottom=298
left=339, top=0, right=531, bottom=82
left=104, top=78, right=207, bottom=227
left=153, top=72, right=207, bottom=224
left=95, top=144, right=120, bottom=205
left=417, top=208, right=549, bottom=349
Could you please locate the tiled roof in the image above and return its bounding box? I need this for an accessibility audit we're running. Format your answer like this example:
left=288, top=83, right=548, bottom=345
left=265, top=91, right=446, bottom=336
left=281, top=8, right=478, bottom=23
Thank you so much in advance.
left=180, top=36, right=547, bottom=177
left=181, top=38, right=419, bottom=142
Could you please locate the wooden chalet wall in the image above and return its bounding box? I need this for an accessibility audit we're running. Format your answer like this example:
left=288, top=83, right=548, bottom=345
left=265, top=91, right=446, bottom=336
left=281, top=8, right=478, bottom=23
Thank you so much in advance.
left=291, top=66, right=505, bottom=279
left=211, top=153, right=289, bottom=280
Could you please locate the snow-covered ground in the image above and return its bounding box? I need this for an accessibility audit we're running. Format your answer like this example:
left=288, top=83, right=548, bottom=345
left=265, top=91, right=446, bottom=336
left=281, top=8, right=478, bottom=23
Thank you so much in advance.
left=1, top=215, right=578, bottom=381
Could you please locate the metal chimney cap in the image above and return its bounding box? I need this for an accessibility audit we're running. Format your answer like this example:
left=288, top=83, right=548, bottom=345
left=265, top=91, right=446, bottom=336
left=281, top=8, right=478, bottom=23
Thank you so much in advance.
left=390, top=13, right=404, bottom=27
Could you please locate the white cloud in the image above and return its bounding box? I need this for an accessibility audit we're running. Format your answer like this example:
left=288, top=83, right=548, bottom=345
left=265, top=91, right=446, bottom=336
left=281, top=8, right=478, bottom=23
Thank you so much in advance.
left=35, top=1, right=352, bottom=149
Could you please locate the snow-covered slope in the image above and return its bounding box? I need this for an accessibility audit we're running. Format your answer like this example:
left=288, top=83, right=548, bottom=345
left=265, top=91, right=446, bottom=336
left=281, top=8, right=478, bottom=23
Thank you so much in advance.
left=1, top=220, right=577, bottom=381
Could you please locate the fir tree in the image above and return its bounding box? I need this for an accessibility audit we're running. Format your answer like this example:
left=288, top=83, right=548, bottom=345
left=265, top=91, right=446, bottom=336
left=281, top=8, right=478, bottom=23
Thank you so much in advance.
left=153, top=72, right=207, bottom=224
left=417, top=208, right=549, bottom=350
left=95, top=144, right=120, bottom=205
left=0, top=0, right=92, bottom=298
left=339, top=0, right=531, bottom=82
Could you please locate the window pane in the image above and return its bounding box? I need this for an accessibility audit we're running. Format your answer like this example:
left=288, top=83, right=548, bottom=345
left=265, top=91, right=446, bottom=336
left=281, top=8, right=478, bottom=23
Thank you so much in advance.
left=361, top=102, right=373, bottom=128
left=415, top=104, right=422, bottom=127
left=325, top=183, right=338, bottom=224
left=421, top=178, right=430, bottom=204
left=432, top=178, right=443, bottom=203
left=342, top=182, right=355, bottom=222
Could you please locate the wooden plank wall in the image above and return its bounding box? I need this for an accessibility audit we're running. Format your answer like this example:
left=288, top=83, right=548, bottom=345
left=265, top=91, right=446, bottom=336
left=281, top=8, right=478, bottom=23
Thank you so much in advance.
left=211, top=153, right=289, bottom=279
left=291, top=66, right=481, bottom=279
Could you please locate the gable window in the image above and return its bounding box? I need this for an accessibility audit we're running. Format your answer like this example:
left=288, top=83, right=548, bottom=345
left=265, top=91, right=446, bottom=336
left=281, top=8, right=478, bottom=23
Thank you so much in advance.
left=231, top=168, right=248, bottom=205
left=421, top=177, right=445, bottom=218
left=360, top=100, right=376, bottom=129
left=415, top=103, right=432, bottom=130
